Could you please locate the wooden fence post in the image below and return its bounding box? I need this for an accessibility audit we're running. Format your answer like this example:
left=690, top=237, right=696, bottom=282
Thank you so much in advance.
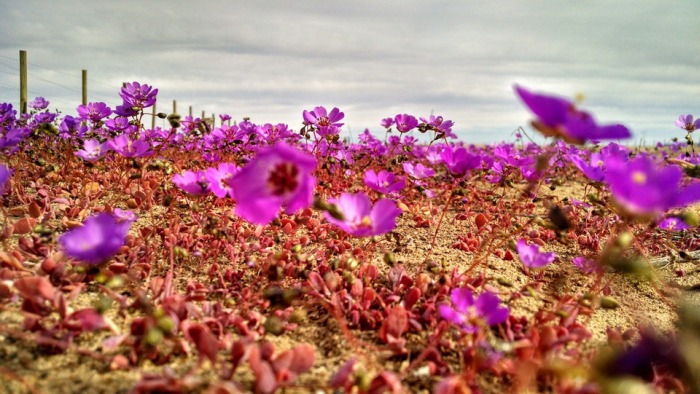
left=19, top=50, right=27, bottom=114
left=81, top=69, right=87, bottom=105
left=151, top=102, right=156, bottom=129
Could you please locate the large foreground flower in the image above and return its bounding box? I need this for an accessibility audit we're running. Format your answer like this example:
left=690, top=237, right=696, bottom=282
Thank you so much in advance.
left=323, top=192, right=402, bottom=237
left=514, top=85, right=631, bottom=145
left=439, top=288, right=509, bottom=333
left=231, top=142, right=317, bottom=225
left=604, top=155, right=700, bottom=216
left=59, top=213, right=132, bottom=265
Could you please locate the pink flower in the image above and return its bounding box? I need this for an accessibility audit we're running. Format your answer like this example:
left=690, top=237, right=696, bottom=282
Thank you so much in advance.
left=402, top=162, right=435, bottom=180
left=380, top=117, right=394, bottom=128
left=516, top=239, right=556, bottom=269
left=439, top=288, right=509, bottom=333
left=440, top=145, right=481, bottom=176
left=364, top=170, right=405, bottom=194
left=75, top=138, right=108, bottom=162
left=303, top=106, right=344, bottom=136
left=675, top=114, right=700, bottom=133
left=205, top=162, right=238, bottom=198
left=323, top=192, right=402, bottom=237
left=394, top=114, right=418, bottom=133
left=231, top=142, right=317, bottom=225
left=77, top=102, right=112, bottom=122
left=107, top=134, right=153, bottom=158
left=172, top=170, right=211, bottom=195
left=59, top=213, right=131, bottom=265
left=514, top=85, right=631, bottom=144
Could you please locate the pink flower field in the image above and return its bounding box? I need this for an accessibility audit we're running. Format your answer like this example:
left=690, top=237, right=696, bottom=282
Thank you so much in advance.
left=2, top=84, right=700, bottom=393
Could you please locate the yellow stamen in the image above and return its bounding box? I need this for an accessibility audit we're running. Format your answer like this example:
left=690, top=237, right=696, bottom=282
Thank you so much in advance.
left=632, top=171, right=647, bottom=184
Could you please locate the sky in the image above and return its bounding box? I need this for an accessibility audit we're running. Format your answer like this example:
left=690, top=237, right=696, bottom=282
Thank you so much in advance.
left=0, top=1, right=698, bottom=144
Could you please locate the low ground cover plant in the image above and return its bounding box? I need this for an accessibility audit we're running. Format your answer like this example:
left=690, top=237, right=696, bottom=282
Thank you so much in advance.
left=1, top=83, right=700, bottom=393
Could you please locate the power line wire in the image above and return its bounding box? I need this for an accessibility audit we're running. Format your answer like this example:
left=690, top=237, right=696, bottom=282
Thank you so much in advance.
left=1, top=54, right=118, bottom=90
left=27, top=72, right=82, bottom=94
left=28, top=61, right=81, bottom=80
left=0, top=60, right=17, bottom=71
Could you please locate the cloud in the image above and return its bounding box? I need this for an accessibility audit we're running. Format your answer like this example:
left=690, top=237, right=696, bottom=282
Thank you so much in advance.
left=1, top=1, right=698, bottom=143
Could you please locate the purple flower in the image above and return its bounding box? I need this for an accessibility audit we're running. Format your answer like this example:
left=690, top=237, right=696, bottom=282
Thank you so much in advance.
left=231, top=142, right=317, bottom=225
left=420, top=115, right=454, bottom=135
left=113, top=104, right=139, bottom=117
left=440, top=145, right=481, bottom=176
left=380, top=117, right=394, bottom=128
left=657, top=216, right=691, bottom=231
left=323, top=192, right=402, bottom=237
left=402, top=162, right=435, bottom=180
left=493, top=145, right=533, bottom=167
left=107, top=134, right=153, bottom=158
left=77, top=102, right=112, bottom=122
left=0, top=127, right=24, bottom=151
left=0, top=103, right=17, bottom=127
left=172, top=170, right=211, bottom=195
left=29, top=97, right=49, bottom=110
left=675, top=114, right=700, bottom=133
left=0, top=164, right=11, bottom=192
left=438, top=288, right=509, bottom=333
left=569, top=152, right=606, bottom=183
left=259, top=123, right=296, bottom=142
left=33, top=112, right=58, bottom=124
left=104, top=117, right=133, bottom=132
left=572, top=256, right=599, bottom=274
left=604, top=155, right=700, bottom=216
left=394, top=114, right=418, bottom=133
left=59, top=213, right=131, bottom=265
left=59, top=115, right=87, bottom=139
left=303, top=106, right=344, bottom=136
left=514, top=85, right=631, bottom=145
left=75, top=138, right=109, bottom=162
left=119, top=82, right=158, bottom=109
left=113, top=208, right=138, bottom=224
left=205, top=162, right=238, bottom=198
left=516, top=239, right=556, bottom=269
left=364, top=170, right=405, bottom=194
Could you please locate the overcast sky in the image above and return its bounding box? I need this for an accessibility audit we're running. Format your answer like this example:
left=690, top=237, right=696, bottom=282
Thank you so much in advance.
left=1, top=1, right=698, bottom=144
